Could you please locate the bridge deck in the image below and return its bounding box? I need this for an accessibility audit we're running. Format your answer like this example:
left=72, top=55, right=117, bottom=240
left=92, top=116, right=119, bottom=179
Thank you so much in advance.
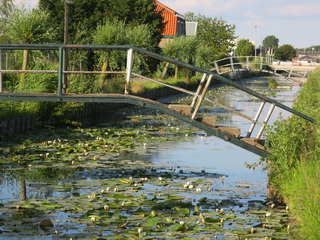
left=0, top=93, right=269, bottom=157
left=0, top=44, right=315, bottom=158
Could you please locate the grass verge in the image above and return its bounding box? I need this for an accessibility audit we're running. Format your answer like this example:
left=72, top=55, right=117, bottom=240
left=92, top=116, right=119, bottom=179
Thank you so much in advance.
left=266, top=67, right=320, bottom=239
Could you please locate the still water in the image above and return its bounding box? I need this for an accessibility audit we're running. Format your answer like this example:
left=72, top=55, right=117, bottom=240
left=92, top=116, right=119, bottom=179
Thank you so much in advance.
left=0, top=77, right=300, bottom=239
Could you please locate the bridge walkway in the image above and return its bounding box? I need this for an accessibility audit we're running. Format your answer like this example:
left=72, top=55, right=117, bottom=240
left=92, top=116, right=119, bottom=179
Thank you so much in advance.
left=0, top=44, right=316, bottom=157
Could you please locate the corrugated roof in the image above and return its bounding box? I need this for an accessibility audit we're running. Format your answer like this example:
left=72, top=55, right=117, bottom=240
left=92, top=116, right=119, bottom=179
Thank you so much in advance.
left=155, top=0, right=177, bottom=15
left=155, top=0, right=184, bottom=36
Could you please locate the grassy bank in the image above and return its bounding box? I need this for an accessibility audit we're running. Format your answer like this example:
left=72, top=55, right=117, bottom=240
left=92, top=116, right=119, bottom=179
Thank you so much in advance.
left=266, top=68, right=320, bottom=239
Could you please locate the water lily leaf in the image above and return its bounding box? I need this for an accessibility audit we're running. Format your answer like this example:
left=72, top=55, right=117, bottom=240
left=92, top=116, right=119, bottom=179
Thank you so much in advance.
left=230, top=229, right=248, bottom=235
left=86, top=210, right=100, bottom=216
left=198, top=197, right=208, bottom=203
left=175, top=207, right=190, bottom=216
left=113, top=194, right=127, bottom=199
left=172, top=223, right=189, bottom=231
left=118, top=179, right=133, bottom=184
left=147, top=217, right=160, bottom=228
left=204, top=217, right=221, bottom=223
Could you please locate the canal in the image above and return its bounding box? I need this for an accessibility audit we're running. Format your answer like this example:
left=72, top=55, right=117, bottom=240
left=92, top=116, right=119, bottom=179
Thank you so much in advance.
left=0, top=77, right=299, bottom=239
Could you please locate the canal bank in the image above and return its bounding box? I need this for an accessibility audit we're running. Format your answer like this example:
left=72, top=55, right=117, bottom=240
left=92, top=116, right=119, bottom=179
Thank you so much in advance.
left=0, top=76, right=301, bottom=239
left=266, top=68, right=320, bottom=239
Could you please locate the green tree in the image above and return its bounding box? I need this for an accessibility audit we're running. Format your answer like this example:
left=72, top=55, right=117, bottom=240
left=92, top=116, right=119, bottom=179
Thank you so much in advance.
left=92, top=19, right=155, bottom=87
left=262, top=35, right=279, bottom=50
left=235, top=39, right=255, bottom=56
left=39, top=0, right=109, bottom=43
left=0, top=0, right=13, bottom=42
left=162, top=36, right=199, bottom=79
left=3, top=7, right=56, bottom=89
left=39, top=0, right=164, bottom=46
left=275, top=44, right=296, bottom=61
left=185, top=12, right=236, bottom=60
left=103, top=0, right=164, bottom=46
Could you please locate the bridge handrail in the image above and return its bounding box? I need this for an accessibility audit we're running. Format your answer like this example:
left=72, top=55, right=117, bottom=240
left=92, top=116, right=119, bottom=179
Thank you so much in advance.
left=0, top=43, right=315, bottom=123
left=212, top=56, right=312, bottom=78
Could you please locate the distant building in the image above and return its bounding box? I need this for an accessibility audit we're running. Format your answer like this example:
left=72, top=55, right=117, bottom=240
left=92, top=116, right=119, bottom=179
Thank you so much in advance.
left=294, top=54, right=320, bottom=65
left=155, top=1, right=186, bottom=47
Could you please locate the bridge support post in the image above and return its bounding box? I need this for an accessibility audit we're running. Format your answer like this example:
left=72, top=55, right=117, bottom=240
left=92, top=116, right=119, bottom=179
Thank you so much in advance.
left=246, top=56, right=250, bottom=69
left=230, top=57, right=234, bottom=71
left=191, top=75, right=213, bottom=120
left=191, top=73, right=207, bottom=108
left=125, top=48, right=134, bottom=95
left=214, top=62, right=220, bottom=74
left=246, top=101, right=265, bottom=138
left=256, top=104, right=275, bottom=139
left=0, top=49, right=2, bottom=93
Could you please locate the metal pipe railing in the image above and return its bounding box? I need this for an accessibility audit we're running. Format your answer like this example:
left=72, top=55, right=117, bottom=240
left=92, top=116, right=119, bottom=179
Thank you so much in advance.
left=0, top=43, right=315, bottom=126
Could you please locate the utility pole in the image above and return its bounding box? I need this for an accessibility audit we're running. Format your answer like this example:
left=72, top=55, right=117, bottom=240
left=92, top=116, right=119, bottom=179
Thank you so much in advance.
left=254, top=25, right=257, bottom=59
left=0, top=49, right=2, bottom=93
left=63, top=0, right=70, bottom=93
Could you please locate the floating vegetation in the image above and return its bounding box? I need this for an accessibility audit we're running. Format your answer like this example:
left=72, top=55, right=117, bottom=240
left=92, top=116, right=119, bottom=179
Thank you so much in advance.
left=0, top=80, right=299, bottom=239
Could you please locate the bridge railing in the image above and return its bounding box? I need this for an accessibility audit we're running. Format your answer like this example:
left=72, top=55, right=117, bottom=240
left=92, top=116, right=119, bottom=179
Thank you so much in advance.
left=0, top=44, right=315, bottom=141
left=211, top=55, right=312, bottom=79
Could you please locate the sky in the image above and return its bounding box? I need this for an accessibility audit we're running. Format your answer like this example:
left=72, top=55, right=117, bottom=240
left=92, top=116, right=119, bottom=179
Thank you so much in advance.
left=14, top=0, right=319, bottom=49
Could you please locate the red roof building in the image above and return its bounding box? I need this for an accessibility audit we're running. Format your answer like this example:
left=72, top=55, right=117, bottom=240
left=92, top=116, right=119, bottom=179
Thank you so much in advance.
left=155, top=1, right=186, bottom=47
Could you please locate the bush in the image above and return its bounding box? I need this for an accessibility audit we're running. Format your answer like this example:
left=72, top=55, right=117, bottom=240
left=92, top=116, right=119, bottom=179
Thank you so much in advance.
left=266, top=68, right=320, bottom=239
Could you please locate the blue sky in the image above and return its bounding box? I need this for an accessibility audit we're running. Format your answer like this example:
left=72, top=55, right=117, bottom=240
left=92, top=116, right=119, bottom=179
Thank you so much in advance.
left=14, top=0, right=319, bottom=48
left=162, top=0, right=320, bottom=48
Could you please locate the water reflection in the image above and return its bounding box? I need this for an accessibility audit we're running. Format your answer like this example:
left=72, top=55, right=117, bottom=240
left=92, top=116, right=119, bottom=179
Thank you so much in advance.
left=0, top=77, right=299, bottom=204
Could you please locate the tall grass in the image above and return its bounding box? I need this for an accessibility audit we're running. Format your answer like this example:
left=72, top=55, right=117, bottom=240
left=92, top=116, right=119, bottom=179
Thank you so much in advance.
left=266, top=68, right=320, bottom=239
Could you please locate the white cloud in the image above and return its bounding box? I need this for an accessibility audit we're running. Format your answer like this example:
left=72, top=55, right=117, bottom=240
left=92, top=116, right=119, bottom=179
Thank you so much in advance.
left=14, top=0, right=38, bottom=9
left=268, top=3, right=320, bottom=17
left=161, top=0, right=255, bottom=16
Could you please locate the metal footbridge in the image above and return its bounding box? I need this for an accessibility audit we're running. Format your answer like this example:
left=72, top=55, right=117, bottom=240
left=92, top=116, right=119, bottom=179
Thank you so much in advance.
left=0, top=44, right=315, bottom=157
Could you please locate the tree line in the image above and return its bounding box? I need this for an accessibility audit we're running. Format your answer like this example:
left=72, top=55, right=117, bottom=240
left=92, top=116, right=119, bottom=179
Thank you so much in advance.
left=0, top=0, right=237, bottom=122
left=236, top=35, right=297, bottom=61
left=0, top=0, right=300, bottom=122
